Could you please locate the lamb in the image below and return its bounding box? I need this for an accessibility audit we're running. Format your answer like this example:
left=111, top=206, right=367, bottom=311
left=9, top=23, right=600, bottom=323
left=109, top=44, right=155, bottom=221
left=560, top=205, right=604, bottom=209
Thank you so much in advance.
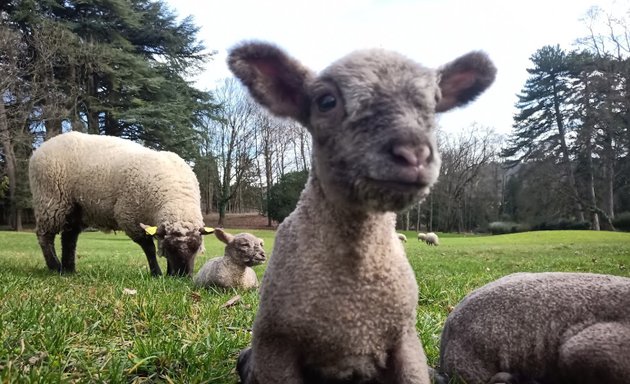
left=433, top=272, right=630, bottom=384
left=193, top=228, right=266, bottom=290
left=397, top=233, right=408, bottom=242
left=28, top=131, right=213, bottom=277
left=417, top=232, right=439, bottom=246
left=228, top=41, right=495, bottom=383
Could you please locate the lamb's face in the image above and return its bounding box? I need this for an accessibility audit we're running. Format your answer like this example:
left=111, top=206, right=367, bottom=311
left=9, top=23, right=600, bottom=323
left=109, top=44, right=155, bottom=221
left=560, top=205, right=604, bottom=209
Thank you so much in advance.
left=228, top=42, right=495, bottom=213
left=226, top=233, right=266, bottom=267
left=157, top=223, right=205, bottom=276
left=309, top=50, right=441, bottom=211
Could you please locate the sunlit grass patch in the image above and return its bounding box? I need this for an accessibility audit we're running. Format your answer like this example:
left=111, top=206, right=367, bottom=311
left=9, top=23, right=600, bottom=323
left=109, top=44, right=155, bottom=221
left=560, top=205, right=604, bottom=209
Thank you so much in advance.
left=1, top=229, right=629, bottom=382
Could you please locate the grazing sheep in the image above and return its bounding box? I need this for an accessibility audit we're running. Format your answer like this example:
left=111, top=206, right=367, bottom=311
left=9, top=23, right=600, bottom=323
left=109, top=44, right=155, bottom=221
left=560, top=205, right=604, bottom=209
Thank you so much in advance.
left=424, top=232, right=439, bottom=246
left=417, top=232, right=438, bottom=245
left=194, top=228, right=266, bottom=290
left=29, top=131, right=213, bottom=277
left=397, top=233, right=408, bottom=242
left=434, top=272, right=630, bottom=384
left=228, top=41, right=495, bottom=384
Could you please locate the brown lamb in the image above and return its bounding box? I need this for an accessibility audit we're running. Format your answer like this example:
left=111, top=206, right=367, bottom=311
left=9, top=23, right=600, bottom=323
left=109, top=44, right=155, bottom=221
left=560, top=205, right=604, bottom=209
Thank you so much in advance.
left=434, top=272, right=630, bottom=384
left=228, top=41, right=496, bottom=384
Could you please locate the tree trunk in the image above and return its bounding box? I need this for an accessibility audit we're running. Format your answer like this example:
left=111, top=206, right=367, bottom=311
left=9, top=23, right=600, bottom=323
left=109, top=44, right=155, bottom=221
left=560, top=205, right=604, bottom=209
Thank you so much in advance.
left=552, top=80, right=585, bottom=221
left=602, top=131, right=615, bottom=222
left=0, top=101, right=19, bottom=231
left=15, top=208, right=23, bottom=231
left=580, top=77, right=600, bottom=230
left=429, top=193, right=434, bottom=232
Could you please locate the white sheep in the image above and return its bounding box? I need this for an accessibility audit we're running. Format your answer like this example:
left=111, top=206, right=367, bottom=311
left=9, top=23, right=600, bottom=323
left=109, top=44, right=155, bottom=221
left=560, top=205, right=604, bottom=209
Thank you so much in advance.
left=397, top=233, right=408, bottom=242
left=28, top=131, right=212, bottom=277
left=228, top=41, right=495, bottom=383
left=433, top=272, right=630, bottom=384
left=417, top=232, right=438, bottom=245
left=424, top=232, right=439, bottom=246
left=194, top=228, right=266, bottom=290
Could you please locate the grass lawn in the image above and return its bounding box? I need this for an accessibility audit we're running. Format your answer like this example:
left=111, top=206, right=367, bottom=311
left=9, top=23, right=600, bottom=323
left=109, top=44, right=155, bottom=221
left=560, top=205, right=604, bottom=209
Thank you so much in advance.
left=1, top=229, right=629, bottom=383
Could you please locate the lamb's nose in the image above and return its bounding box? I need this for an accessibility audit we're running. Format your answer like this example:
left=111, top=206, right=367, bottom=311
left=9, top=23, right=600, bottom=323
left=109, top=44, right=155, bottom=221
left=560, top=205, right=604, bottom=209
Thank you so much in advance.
left=391, top=144, right=431, bottom=167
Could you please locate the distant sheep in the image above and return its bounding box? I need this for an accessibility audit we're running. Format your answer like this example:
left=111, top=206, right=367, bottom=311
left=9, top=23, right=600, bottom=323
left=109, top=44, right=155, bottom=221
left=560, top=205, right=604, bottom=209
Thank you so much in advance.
left=424, top=232, right=439, bottom=246
left=434, top=272, right=630, bottom=384
left=397, top=233, right=408, bottom=242
left=29, top=131, right=212, bottom=277
left=417, top=232, right=438, bottom=246
left=194, top=229, right=266, bottom=290
left=228, top=41, right=495, bottom=383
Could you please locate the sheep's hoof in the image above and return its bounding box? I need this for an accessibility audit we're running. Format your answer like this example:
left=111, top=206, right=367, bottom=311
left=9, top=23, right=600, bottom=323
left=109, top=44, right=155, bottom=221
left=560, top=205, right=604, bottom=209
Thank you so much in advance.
left=428, top=367, right=450, bottom=384
left=489, top=372, right=520, bottom=384
left=236, top=347, right=252, bottom=383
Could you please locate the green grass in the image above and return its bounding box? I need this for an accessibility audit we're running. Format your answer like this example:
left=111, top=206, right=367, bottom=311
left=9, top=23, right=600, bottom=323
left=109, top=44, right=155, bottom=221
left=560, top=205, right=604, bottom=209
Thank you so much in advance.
left=1, top=229, right=629, bottom=383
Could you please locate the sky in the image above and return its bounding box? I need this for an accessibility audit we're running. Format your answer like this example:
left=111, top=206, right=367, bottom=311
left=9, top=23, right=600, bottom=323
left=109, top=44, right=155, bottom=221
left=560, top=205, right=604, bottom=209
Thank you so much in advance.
left=165, top=0, right=627, bottom=135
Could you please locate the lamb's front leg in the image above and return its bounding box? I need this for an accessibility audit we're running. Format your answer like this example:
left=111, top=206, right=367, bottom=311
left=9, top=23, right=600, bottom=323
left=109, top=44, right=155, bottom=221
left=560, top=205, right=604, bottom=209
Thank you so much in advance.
left=559, top=322, right=630, bottom=384
left=237, top=337, right=303, bottom=384
left=387, top=328, right=431, bottom=384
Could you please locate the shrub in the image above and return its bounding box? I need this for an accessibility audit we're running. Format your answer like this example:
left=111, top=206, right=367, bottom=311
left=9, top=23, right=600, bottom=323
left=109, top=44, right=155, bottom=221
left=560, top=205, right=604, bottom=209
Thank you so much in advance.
left=613, top=212, right=630, bottom=232
left=266, top=170, right=309, bottom=223
left=531, top=219, right=591, bottom=231
left=488, top=221, right=526, bottom=235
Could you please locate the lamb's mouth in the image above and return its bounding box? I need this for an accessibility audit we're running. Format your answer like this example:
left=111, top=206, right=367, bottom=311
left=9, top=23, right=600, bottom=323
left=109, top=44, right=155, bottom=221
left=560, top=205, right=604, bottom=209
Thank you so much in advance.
left=365, top=177, right=429, bottom=192
left=247, top=255, right=266, bottom=266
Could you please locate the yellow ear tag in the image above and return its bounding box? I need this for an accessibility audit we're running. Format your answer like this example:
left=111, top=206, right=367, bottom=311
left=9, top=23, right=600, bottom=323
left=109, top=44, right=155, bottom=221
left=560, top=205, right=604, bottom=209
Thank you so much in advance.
left=204, top=227, right=215, bottom=234
left=144, top=226, right=158, bottom=236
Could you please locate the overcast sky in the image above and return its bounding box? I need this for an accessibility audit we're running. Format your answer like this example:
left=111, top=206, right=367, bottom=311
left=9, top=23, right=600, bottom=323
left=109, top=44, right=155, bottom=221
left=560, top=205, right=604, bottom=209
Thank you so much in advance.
left=165, top=0, right=626, bottom=135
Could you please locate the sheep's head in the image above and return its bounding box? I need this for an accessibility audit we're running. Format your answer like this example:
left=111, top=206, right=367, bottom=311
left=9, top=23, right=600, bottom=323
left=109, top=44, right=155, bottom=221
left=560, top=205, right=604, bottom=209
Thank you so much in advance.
left=228, top=42, right=496, bottom=212
left=141, top=222, right=214, bottom=276
left=215, top=228, right=266, bottom=267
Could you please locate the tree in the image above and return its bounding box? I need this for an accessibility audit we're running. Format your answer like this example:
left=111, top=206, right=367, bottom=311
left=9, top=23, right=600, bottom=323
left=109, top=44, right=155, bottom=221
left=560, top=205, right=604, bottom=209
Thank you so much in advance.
left=211, top=78, right=257, bottom=226
left=266, top=170, right=308, bottom=223
left=502, top=45, right=586, bottom=222
left=1, top=0, right=215, bottom=229
left=430, top=125, right=501, bottom=232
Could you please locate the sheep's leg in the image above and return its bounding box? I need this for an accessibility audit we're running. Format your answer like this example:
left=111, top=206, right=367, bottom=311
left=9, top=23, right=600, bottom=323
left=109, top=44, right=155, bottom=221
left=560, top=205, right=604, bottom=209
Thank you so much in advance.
left=60, top=225, right=81, bottom=273
left=60, top=208, right=82, bottom=273
left=386, top=329, right=431, bottom=384
left=238, top=339, right=302, bottom=384
left=559, top=322, right=630, bottom=384
left=134, top=236, right=163, bottom=276
left=37, top=231, right=61, bottom=272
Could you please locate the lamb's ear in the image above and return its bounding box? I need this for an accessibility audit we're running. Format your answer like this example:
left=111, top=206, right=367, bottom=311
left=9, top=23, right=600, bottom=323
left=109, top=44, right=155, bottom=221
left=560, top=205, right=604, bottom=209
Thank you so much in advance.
left=228, top=41, right=314, bottom=122
left=436, top=51, right=496, bottom=113
left=214, top=228, right=234, bottom=245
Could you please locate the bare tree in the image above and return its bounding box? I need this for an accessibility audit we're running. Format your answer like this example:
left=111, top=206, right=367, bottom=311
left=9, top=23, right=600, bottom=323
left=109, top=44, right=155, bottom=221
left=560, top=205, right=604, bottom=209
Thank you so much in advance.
left=432, top=125, right=501, bottom=232
left=211, top=78, right=257, bottom=226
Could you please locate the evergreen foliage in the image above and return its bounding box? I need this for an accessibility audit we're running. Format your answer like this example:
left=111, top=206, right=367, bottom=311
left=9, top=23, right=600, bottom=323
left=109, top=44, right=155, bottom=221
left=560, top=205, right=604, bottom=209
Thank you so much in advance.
left=266, top=170, right=308, bottom=224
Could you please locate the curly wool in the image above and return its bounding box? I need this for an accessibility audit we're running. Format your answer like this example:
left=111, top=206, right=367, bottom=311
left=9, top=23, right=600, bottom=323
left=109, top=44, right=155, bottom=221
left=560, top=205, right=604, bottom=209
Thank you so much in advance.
left=436, top=272, right=630, bottom=384
left=29, top=131, right=205, bottom=275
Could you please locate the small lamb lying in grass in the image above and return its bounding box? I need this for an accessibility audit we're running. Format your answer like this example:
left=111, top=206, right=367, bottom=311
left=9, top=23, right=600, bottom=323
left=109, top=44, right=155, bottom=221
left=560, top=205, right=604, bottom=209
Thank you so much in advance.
left=193, top=229, right=266, bottom=290
left=229, top=41, right=495, bottom=384
left=434, top=272, right=630, bottom=384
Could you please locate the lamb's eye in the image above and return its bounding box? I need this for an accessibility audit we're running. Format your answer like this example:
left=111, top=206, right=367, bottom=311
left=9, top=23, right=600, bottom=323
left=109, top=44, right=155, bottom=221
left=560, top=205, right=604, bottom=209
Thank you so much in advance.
left=317, top=94, right=336, bottom=112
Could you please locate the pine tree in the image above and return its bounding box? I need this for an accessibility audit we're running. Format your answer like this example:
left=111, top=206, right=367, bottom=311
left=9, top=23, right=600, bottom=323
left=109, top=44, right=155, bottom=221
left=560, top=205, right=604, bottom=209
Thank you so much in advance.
left=502, top=45, right=586, bottom=221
